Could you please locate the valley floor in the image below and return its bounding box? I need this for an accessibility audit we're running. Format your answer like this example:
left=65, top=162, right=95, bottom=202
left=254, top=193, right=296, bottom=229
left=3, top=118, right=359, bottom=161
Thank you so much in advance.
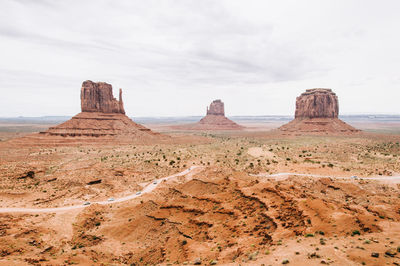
left=0, top=127, right=400, bottom=265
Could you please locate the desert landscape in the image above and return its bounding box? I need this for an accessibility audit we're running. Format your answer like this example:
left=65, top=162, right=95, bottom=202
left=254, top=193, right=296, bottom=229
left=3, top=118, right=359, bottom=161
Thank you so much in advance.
left=2, top=1, right=400, bottom=265
left=1, top=82, right=400, bottom=266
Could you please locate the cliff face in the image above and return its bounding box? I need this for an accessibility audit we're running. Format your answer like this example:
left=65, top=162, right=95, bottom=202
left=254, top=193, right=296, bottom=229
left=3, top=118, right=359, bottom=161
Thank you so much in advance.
left=38, top=80, right=162, bottom=140
left=80, top=80, right=125, bottom=114
left=279, top=88, right=359, bottom=135
left=206, top=100, right=225, bottom=116
left=295, top=89, right=338, bottom=119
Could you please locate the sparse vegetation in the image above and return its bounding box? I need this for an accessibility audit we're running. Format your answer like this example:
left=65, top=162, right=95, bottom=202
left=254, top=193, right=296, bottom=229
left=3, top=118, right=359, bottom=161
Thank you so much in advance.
left=1, top=126, right=400, bottom=265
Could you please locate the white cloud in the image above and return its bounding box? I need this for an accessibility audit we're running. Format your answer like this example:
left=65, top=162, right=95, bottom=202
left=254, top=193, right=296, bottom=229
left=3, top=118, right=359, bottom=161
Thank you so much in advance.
left=0, top=0, right=399, bottom=116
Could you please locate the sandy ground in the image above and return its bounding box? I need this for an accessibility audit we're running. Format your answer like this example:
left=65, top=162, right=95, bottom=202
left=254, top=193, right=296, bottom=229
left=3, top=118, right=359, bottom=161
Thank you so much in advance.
left=0, top=166, right=201, bottom=214
left=0, top=122, right=400, bottom=265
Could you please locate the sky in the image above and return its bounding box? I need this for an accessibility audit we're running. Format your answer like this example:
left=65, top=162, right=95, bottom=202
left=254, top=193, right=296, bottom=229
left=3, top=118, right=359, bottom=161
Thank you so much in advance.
left=1, top=0, right=400, bottom=117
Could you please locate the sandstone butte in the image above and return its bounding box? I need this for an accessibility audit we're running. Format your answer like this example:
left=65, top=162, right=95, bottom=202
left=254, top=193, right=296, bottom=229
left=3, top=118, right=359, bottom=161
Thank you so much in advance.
left=34, top=80, right=161, bottom=142
left=279, top=88, right=360, bottom=134
left=175, top=99, right=244, bottom=130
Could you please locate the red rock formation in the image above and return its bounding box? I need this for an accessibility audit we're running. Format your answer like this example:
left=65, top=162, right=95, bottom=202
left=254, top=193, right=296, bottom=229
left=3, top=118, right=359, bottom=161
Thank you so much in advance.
left=279, top=117, right=359, bottom=134
left=118, top=88, right=125, bottom=115
left=38, top=81, right=162, bottom=141
left=207, top=99, right=225, bottom=116
left=81, top=80, right=125, bottom=114
left=43, top=112, right=153, bottom=138
left=174, top=99, right=244, bottom=130
left=295, top=89, right=338, bottom=119
left=279, top=88, right=360, bottom=135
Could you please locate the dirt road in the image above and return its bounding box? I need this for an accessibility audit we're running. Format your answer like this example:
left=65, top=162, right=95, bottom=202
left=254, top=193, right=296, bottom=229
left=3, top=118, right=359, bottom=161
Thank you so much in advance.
left=0, top=166, right=200, bottom=214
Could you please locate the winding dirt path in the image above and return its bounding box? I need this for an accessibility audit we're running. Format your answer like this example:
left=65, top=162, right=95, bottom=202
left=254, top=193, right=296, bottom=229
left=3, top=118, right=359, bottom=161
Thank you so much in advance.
left=252, top=172, right=400, bottom=181
left=2, top=166, right=397, bottom=214
left=0, top=166, right=201, bottom=214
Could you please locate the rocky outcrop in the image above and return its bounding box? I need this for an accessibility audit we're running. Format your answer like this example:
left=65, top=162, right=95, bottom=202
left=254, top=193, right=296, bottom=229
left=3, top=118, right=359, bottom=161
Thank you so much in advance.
left=279, top=117, right=360, bottom=134
left=196, top=114, right=243, bottom=130
left=42, top=112, right=154, bottom=138
left=38, top=81, right=162, bottom=141
left=81, top=80, right=125, bottom=114
left=295, top=89, right=338, bottom=119
left=174, top=99, right=244, bottom=130
left=206, top=100, right=225, bottom=116
left=279, top=89, right=360, bottom=135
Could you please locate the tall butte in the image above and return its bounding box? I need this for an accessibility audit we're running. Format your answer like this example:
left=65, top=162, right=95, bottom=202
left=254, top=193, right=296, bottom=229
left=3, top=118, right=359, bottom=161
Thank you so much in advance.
left=80, top=80, right=126, bottom=114
left=39, top=80, right=160, bottom=141
left=175, top=99, right=244, bottom=130
left=279, top=88, right=360, bottom=134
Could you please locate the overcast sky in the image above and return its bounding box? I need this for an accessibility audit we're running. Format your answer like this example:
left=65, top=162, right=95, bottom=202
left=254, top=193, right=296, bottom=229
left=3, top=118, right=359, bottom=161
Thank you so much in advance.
left=1, top=0, right=400, bottom=117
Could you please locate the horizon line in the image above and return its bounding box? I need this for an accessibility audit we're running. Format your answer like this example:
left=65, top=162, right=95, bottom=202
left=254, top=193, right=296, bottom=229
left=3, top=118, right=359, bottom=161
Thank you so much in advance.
left=2, top=113, right=400, bottom=119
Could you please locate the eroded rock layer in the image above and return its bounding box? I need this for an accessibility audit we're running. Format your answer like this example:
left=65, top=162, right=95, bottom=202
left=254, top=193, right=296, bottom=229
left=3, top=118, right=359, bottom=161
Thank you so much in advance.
left=37, top=81, right=161, bottom=141
left=175, top=99, right=244, bottom=130
left=279, top=88, right=360, bottom=134
left=196, top=115, right=243, bottom=130
left=42, top=112, right=154, bottom=138
left=295, top=89, right=338, bottom=119
left=206, top=99, right=225, bottom=116
left=279, top=118, right=360, bottom=134
left=81, top=80, right=125, bottom=114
